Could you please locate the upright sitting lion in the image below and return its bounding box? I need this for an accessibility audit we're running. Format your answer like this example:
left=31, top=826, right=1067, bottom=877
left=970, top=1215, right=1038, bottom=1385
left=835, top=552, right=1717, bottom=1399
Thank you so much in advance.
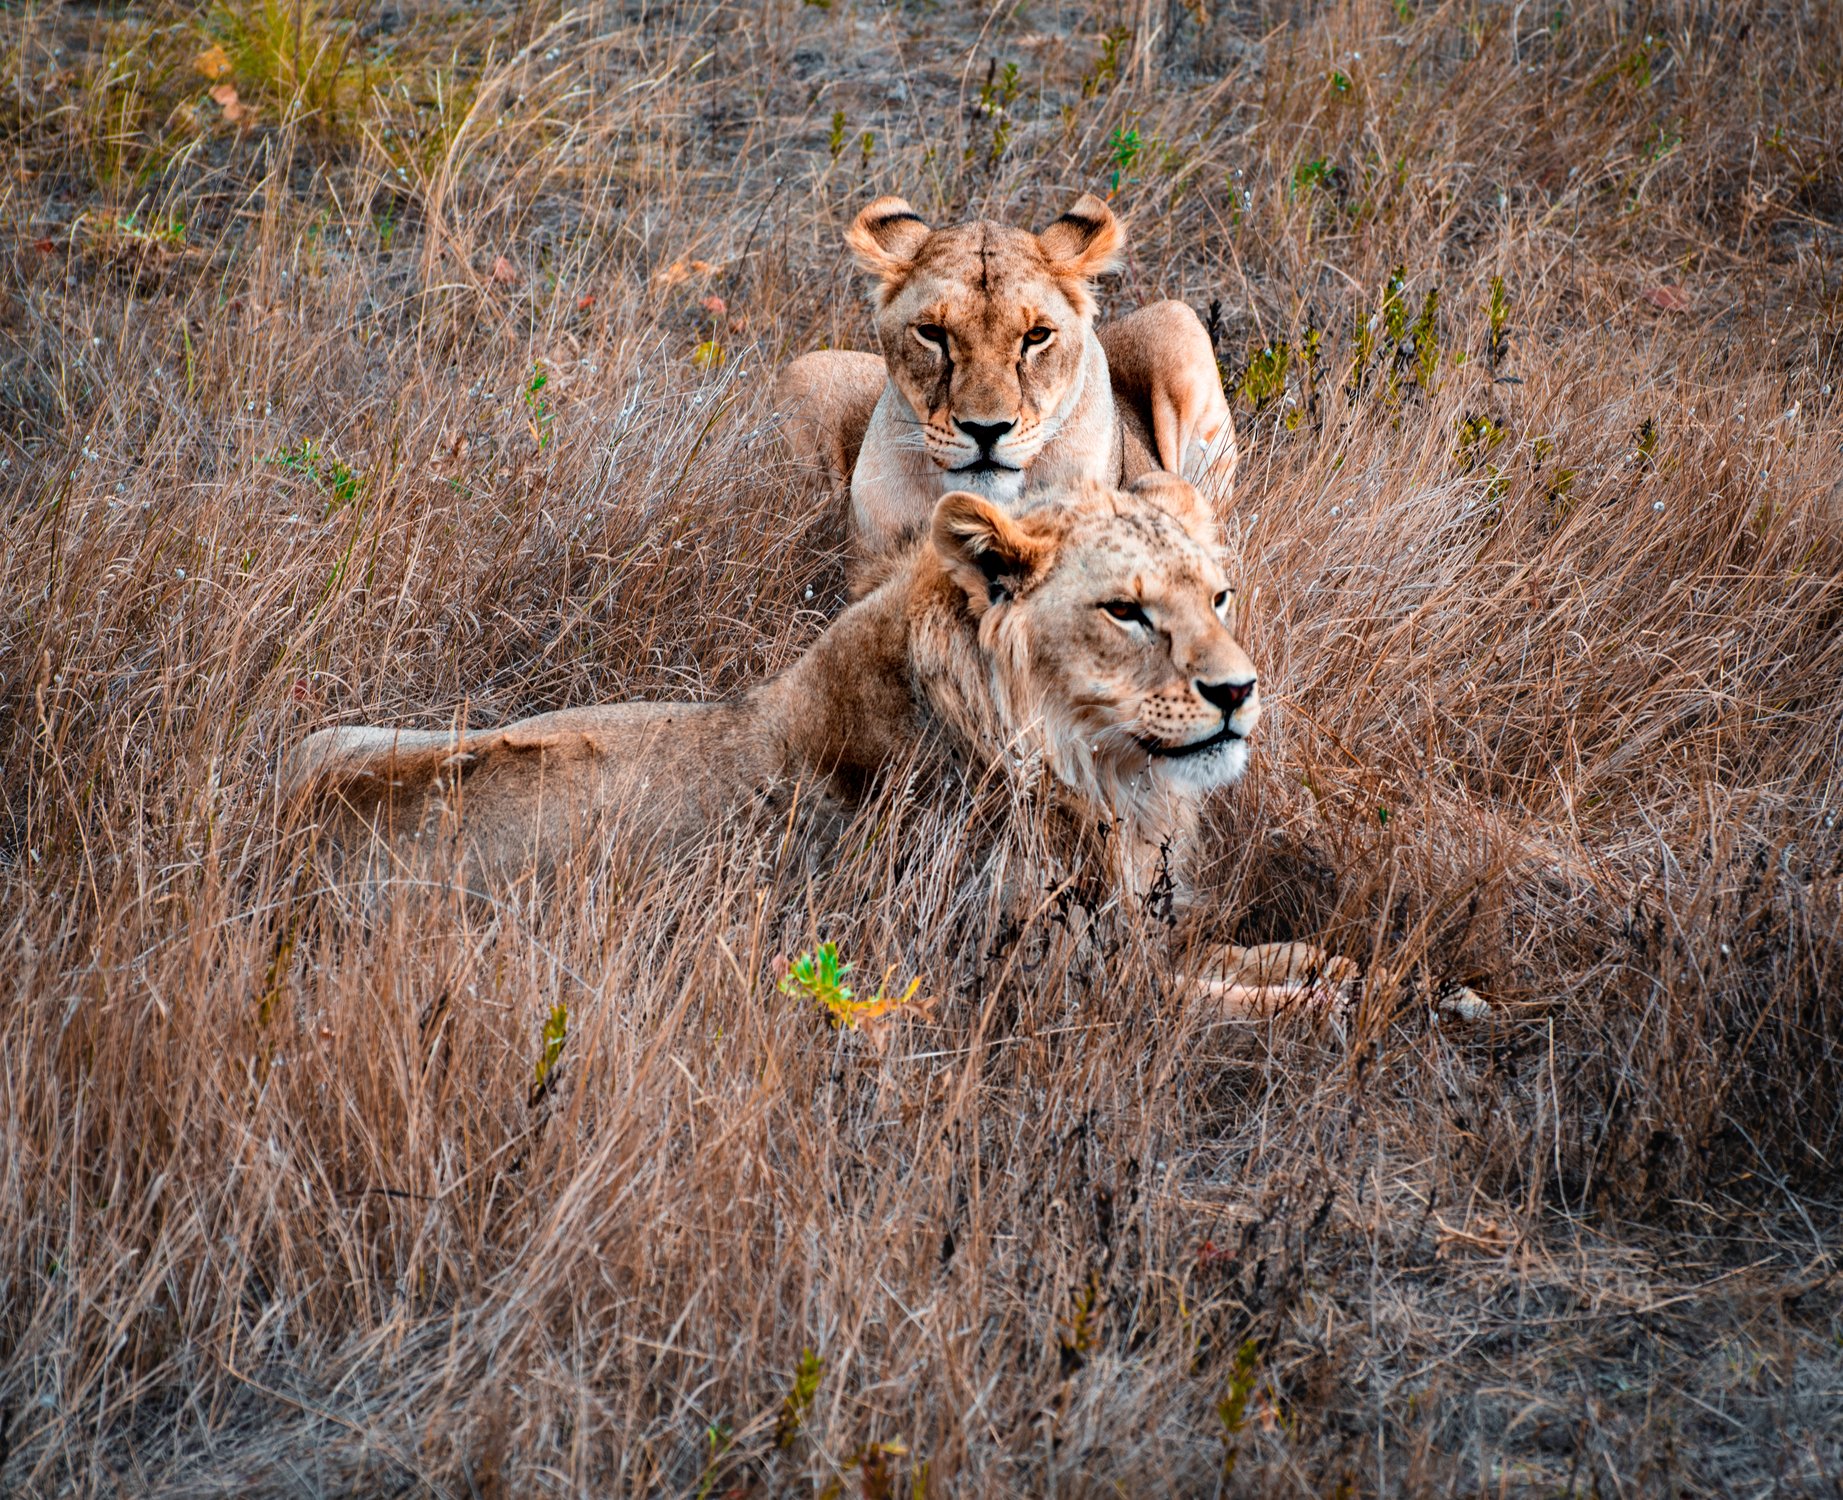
left=285, top=476, right=1456, bottom=1020
left=775, top=194, right=1237, bottom=578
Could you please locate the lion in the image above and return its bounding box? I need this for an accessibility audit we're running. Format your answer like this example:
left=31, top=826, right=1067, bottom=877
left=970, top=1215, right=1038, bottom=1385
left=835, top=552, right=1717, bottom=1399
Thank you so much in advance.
left=773, top=193, right=1237, bottom=580
left=284, top=476, right=1485, bottom=1023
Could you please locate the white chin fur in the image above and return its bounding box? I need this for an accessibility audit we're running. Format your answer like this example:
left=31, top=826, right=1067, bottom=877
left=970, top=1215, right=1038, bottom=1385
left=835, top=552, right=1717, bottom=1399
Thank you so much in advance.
left=1151, top=737, right=1249, bottom=793
left=940, top=464, right=1026, bottom=505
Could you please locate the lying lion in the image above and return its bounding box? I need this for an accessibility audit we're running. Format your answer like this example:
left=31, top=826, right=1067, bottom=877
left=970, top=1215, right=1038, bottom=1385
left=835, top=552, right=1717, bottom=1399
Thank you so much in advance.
left=285, top=476, right=1459, bottom=1021
left=775, top=194, right=1237, bottom=580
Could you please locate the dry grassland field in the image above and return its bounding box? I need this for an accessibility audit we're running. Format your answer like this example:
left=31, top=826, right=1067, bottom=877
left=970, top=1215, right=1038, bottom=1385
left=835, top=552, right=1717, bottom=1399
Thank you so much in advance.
left=4, top=0, right=1843, bottom=1495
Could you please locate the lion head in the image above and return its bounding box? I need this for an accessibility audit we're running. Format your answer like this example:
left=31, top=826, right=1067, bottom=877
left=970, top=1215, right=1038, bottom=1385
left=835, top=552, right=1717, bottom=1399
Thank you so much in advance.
left=846, top=193, right=1125, bottom=496
left=927, top=472, right=1259, bottom=815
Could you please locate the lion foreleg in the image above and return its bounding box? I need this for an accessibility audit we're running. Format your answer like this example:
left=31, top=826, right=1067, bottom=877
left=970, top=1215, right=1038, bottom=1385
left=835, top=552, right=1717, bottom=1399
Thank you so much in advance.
left=1187, top=942, right=1493, bottom=1025
left=1098, top=302, right=1237, bottom=494
left=1187, top=942, right=1359, bottom=1021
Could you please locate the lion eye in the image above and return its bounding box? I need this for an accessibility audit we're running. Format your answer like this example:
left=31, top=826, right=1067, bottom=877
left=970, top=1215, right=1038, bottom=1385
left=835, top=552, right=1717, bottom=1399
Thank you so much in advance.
left=1022, top=326, right=1053, bottom=348
left=1101, top=599, right=1149, bottom=627
left=1213, top=589, right=1233, bottom=616
left=913, top=323, right=948, bottom=350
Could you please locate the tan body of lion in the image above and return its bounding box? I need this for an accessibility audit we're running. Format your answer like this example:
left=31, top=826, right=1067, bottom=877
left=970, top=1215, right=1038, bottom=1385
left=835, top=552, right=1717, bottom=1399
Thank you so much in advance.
left=286, top=478, right=1419, bottom=1020
left=288, top=478, right=1488, bottom=1023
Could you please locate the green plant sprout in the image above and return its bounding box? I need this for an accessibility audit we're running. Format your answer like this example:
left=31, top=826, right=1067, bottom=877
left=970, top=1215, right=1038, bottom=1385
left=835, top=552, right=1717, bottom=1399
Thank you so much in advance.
left=1486, top=274, right=1510, bottom=368
left=1411, top=286, right=1441, bottom=392
left=1059, top=1268, right=1102, bottom=1374
left=692, top=1422, right=733, bottom=1500
left=1238, top=343, right=1289, bottom=411
left=775, top=1346, right=825, bottom=1448
left=1633, top=416, right=1660, bottom=469
left=1215, top=1338, right=1261, bottom=1480
left=778, top=943, right=924, bottom=1031
left=534, top=1004, right=568, bottom=1087
left=1292, top=156, right=1334, bottom=199
left=1083, top=25, right=1132, bottom=96
left=979, top=60, right=1021, bottom=114
left=1454, top=412, right=1508, bottom=470
left=524, top=363, right=554, bottom=447
left=1106, top=125, right=1142, bottom=193
left=267, top=438, right=362, bottom=512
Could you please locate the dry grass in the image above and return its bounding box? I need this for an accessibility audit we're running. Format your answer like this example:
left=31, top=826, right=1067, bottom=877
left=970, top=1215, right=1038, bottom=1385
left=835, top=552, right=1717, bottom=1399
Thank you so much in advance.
left=3, top=1, right=1842, bottom=1494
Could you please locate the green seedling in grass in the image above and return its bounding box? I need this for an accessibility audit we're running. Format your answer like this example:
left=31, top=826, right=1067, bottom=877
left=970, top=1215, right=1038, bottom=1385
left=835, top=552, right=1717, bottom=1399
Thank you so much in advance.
left=1545, top=466, right=1579, bottom=516
left=1347, top=265, right=1411, bottom=404
left=1292, top=155, right=1334, bottom=199
left=268, top=439, right=362, bottom=513
left=1106, top=125, right=1142, bottom=193
left=1633, top=416, right=1659, bottom=470
left=534, top=1004, right=568, bottom=1088
left=775, top=1347, right=825, bottom=1448
left=1380, top=266, right=1410, bottom=402
left=1083, top=25, right=1132, bottom=96
left=1454, top=412, right=1508, bottom=470
left=1487, top=275, right=1510, bottom=368
left=979, top=60, right=1021, bottom=115
left=1215, top=1338, right=1261, bottom=1479
left=1295, top=323, right=1324, bottom=429
left=324, top=459, right=360, bottom=507
left=829, top=109, right=847, bottom=160
left=1059, top=1268, right=1102, bottom=1375
left=778, top=943, right=924, bottom=1032
left=692, top=1422, right=733, bottom=1500
left=1238, top=343, right=1289, bottom=412
left=1382, top=265, right=1409, bottom=349
left=106, top=210, right=187, bottom=247
left=1411, top=286, right=1441, bottom=392
left=989, top=117, right=1012, bottom=164
left=524, top=364, right=554, bottom=448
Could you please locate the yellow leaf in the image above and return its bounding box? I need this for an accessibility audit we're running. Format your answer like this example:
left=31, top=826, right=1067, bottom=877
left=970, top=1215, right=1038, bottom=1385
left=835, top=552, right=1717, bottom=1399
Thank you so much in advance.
left=193, top=44, right=232, bottom=80
left=691, top=339, right=724, bottom=370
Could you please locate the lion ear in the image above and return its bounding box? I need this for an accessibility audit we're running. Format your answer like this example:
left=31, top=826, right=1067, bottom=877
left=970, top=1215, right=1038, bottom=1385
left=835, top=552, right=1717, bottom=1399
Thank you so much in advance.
left=845, top=197, right=932, bottom=285
left=932, top=491, right=1052, bottom=611
left=1128, top=472, right=1219, bottom=547
left=1038, top=194, right=1126, bottom=280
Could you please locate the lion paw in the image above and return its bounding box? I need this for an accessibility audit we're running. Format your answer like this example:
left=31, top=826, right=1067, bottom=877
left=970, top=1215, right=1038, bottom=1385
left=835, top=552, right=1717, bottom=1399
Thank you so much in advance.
left=1224, top=942, right=1354, bottom=988
left=1433, top=985, right=1493, bottom=1023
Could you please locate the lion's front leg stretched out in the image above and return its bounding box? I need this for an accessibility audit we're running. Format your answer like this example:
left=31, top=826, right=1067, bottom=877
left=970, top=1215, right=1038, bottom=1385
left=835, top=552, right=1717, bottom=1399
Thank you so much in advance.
left=1188, top=941, right=1492, bottom=1025
left=1188, top=941, right=1360, bottom=1021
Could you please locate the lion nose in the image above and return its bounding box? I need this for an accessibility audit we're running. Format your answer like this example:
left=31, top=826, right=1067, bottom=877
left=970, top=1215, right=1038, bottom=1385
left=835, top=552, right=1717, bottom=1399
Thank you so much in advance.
left=955, top=418, right=1015, bottom=453
left=1198, top=676, right=1256, bottom=716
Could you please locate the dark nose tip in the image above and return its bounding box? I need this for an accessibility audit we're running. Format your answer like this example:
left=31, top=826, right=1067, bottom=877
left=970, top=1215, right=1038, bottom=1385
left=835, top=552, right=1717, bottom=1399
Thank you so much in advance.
left=955, top=418, right=1016, bottom=452
left=1198, top=677, right=1256, bottom=715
